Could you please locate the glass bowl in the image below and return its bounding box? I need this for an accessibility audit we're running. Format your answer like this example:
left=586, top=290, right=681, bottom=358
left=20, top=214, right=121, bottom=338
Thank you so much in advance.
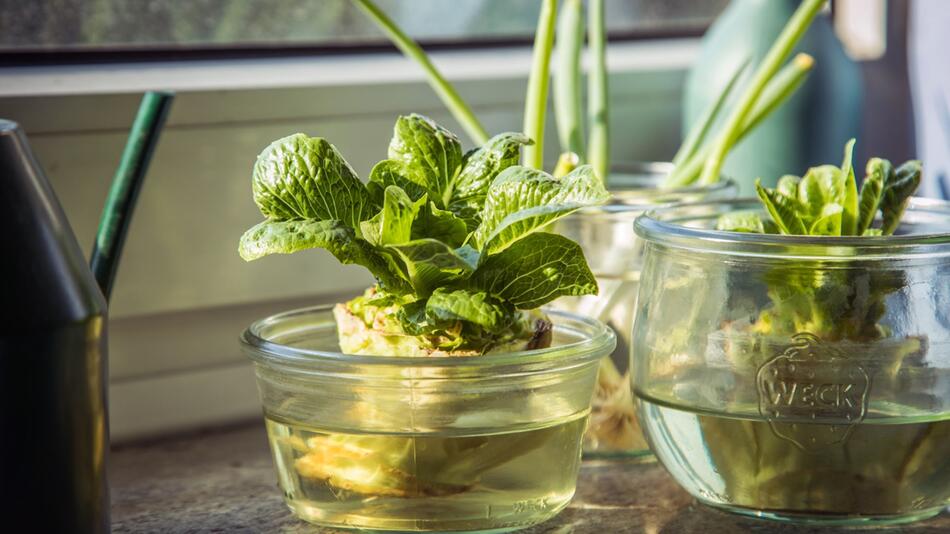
left=241, top=306, right=615, bottom=532
left=632, top=197, right=950, bottom=525
left=553, top=162, right=737, bottom=458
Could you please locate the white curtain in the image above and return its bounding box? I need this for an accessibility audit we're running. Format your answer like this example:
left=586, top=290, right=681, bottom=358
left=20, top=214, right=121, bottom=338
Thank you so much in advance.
left=910, top=0, right=950, bottom=199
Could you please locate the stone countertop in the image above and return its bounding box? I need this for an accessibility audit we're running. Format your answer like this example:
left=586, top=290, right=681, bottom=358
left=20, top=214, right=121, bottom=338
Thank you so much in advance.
left=111, top=422, right=950, bottom=533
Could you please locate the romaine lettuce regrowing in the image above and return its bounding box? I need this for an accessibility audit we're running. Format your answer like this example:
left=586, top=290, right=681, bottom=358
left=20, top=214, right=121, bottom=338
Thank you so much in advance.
left=241, top=114, right=608, bottom=356
left=698, top=142, right=930, bottom=515
left=717, top=139, right=921, bottom=342
left=239, top=115, right=608, bottom=498
left=717, top=139, right=921, bottom=240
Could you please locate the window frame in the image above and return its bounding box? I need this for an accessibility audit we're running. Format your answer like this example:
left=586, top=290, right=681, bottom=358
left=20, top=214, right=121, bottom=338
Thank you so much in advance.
left=1, top=24, right=708, bottom=67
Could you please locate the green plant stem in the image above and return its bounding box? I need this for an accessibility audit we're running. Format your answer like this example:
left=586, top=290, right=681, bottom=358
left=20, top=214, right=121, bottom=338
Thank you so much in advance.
left=671, top=58, right=749, bottom=168
left=741, top=53, right=814, bottom=136
left=552, top=151, right=580, bottom=178
left=586, top=0, right=609, bottom=184
left=353, top=0, right=489, bottom=145
left=666, top=54, right=813, bottom=187
left=554, top=0, right=585, bottom=160
left=90, top=91, right=174, bottom=300
left=523, top=0, right=557, bottom=170
left=698, top=0, right=826, bottom=185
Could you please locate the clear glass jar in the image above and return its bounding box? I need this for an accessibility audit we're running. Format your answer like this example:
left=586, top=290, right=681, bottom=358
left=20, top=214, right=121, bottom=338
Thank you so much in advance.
left=241, top=306, right=615, bottom=532
left=553, top=162, right=737, bottom=458
left=633, top=198, right=950, bottom=525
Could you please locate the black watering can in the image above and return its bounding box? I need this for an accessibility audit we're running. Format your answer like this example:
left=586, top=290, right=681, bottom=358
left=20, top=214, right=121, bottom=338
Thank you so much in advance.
left=0, top=93, right=172, bottom=533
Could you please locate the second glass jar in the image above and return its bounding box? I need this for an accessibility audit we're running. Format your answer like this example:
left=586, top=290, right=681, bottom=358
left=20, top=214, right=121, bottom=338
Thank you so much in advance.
left=553, top=163, right=737, bottom=458
left=632, top=198, right=950, bottom=524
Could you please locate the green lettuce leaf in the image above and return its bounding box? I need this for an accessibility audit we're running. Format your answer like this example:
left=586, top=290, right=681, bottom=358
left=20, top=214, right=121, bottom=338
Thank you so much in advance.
left=756, top=180, right=806, bottom=234
left=366, top=159, right=430, bottom=205
left=732, top=146, right=921, bottom=238
left=446, top=132, right=532, bottom=231
left=387, top=239, right=475, bottom=297
left=808, top=202, right=843, bottom=236
left=796, top=165, right=839, bottom=225
left=856, top=157, right=889, bottom=234
left=388, top=114, right=462, bottom=206
left=360, top=186, right=425, bottom=246
left=454, top=244, right=481, bottom=270
left=446, top=198, right=483, bottom=233
left=839, top=138, right=860, bottom=235
left=881, top=160, right=922, bottom=235
left=792, top=140, right=858, bottom=234
left=451, top=132, right=532, bottom=204
left=252, top=134, right=374, bottom=228
left=425, top=288, right=510, bottom=332
left=239, top=219, right=409, bottom=291
left=473, top=165, right=609, bottom=255
left=716, top=211, right=766, bottom=233
left=471, top=232, right=597, bottom=309
left=411, top=201, right=468, bottom=248
left=762, top=219, right=782, bottom=234
left=776, top=175, right=801, bottom=199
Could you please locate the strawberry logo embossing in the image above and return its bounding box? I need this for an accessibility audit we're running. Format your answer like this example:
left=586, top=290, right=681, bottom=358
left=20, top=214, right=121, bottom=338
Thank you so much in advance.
left=756, top=333, right=869, bottom=451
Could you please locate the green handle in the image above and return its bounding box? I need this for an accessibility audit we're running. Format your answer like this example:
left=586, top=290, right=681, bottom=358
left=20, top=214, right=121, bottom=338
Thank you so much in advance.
left=90, top=91, right=174, bottom=301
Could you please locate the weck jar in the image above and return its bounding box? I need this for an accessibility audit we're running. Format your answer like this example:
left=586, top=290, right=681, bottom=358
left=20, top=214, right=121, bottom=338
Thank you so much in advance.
left=632, top=197, right=950, bottom=525
left=553, top=162, right=736, bottom=458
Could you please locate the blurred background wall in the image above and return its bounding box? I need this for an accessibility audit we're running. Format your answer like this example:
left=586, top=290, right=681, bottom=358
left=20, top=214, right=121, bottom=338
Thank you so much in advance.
left=0, top=41, right=694, bottom=440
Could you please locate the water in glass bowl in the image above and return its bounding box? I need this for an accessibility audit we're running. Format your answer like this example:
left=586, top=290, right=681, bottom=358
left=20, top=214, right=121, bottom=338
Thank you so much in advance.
left=264, top=413, right=588, bottom=532
left=639, top=389, right=950, bottom=525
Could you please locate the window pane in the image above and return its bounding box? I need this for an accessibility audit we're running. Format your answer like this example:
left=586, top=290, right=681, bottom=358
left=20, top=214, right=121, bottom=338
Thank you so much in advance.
left=1, top=0, right=727, bottom=52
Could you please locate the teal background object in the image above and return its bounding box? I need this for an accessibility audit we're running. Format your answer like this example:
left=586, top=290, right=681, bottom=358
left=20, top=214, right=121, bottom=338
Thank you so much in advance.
left=684, top=0, right=863, bottom=193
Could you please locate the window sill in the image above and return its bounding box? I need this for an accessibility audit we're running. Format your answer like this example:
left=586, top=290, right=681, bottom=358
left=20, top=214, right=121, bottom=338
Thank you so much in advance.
left=1, top=39, right=699, bottom=97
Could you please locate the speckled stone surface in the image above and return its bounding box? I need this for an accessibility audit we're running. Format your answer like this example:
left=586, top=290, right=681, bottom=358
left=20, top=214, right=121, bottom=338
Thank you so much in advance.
left=111, top=422, right=950, bottom=533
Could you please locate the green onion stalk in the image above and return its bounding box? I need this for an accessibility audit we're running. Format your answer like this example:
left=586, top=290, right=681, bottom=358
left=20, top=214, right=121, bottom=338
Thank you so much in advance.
left=666, top=0, right=826, bottom=187
left=523, top=0, right=558, bottom=170
left=553, top=0, right=585, bottom=164
left=665, top=53, right=815, bottom=187
left=352, top=0, right=489, bottom=145
left=585, top=0, right=609, bottom=183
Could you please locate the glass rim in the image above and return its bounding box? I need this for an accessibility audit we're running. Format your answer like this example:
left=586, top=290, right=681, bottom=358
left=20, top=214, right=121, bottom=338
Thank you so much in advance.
left=635, top=197, right=950, bottom=259
left=241, top=304, right=615, bottom=371
left=575, top=161, right=738, bottom=217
